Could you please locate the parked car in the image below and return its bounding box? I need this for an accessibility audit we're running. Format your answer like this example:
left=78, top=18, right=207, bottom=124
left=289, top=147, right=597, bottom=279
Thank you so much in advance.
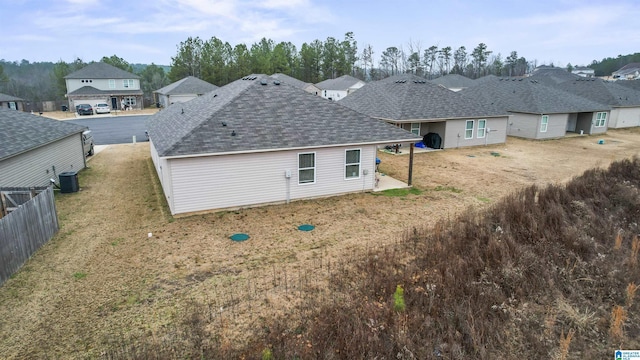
left=82, top=130, right=94, bottom=156
left=94, top=103, right=111, bottom=114
left=77, top=104, right=93, bottom=115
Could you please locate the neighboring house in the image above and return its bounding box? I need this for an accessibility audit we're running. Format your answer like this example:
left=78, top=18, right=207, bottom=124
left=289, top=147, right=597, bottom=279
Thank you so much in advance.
left=316, top=75, right=365, bottom=101
left=339, top=74, right=510, bottom=149
left=572, top=66, right=595, bottom=78
left=0, top=108, right=87, bottom=187
left=154, top=76, right=218, bottom=108
left=146, top=74, right=420, bottom=215
left=613, top=63, right=640, bottom=80
left=0, top=93, right=25, bottom=111
left=429, top=74, right=475, bottom=92
left=64, top=62, right=143, bottom=111
left=271, top=73, right=321, bottom=95
left=554, top=78, right=640, bottom=128
left=461, top=77, right=611, bottom=139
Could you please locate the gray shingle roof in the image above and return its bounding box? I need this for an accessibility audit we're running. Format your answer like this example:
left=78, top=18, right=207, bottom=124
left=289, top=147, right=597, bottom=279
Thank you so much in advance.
left=528, top=70, right=581, bottom=85
left=64, top=62, right=140, bottom=79
left=0, top=108, right=87, bottom=161
left=154, top=76, right=218, bottom=96
left=429, top=74, right=475, bottom=88
left=613, top=63, right=640, bottom=76
left=68, top=86, right=143, bottom=96
left=338, top=74, right=507, bottom=121
left=617, top=79, right=640, bottom=91
left=461, top=77, right=610, bottom=114
left=146, top=74, right=421, bottom=158
left=316, top=75, right=364, bottom=91
left=270, top=73, right=312, bottom=90
left=553, top=78, right=640, bottom=107
left=0, top=93, right=24, bottom=102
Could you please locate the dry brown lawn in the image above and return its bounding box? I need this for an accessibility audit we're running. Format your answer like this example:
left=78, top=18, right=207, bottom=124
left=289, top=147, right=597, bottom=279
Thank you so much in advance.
left=1, top=129, right=640, bottom=358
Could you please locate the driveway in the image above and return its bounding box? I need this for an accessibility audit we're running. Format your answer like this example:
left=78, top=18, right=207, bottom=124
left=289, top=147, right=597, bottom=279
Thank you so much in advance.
left=67, top=115, right=151, bottom=145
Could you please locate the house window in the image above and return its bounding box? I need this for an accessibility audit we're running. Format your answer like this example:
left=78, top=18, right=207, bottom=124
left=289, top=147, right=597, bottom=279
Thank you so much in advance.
left=595, top=112, right=607, bottom=127
left=124, top=97, right=136, bottom=106
left=477, top=119, right=486, bottom=138
left=298, top=152, right=315, bottom=184
left=465, top=120, right=474, bottom=139
left=8, top=102, right=17, bottom=110
left=123, top=79, right=135, bottom=88
left=410, top=123, right=420, bottom=136
left=540, top=115, right=549, bottom=132
left=345, top=149, right=361, bottom=179
left=109, top=79, right=116, bottom=89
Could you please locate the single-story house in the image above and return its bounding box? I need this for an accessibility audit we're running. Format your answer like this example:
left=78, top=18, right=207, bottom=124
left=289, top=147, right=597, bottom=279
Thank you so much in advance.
left=554, top=78, right=640, bottom=128
left=338, top=74, right=510, bottom=149
left=146, top=74, right=420, bottom=215
left=316, top=75, right=365, bottom=101
left=154, top=76, right=218, bottom=108
left=271, top=73, right=321, bottom=95
left=0, top=108, right=88, bottom=187
left=0, top=93, right=25, bottom=111
left=429, top=74, right=475, bottom=92
left=571, top=66, right=595, bottom=78
left=64, top=62, right=144, bottom=111
left=461, top=77, right=611, bottom=139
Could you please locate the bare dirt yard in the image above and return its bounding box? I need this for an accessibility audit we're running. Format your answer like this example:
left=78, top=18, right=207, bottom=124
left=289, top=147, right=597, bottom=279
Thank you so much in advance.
left=1, top=129, right=640, bottom=358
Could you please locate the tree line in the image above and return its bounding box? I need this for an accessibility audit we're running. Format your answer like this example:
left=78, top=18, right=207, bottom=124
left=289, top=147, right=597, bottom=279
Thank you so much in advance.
left=0, top=32, right=637, bottom=105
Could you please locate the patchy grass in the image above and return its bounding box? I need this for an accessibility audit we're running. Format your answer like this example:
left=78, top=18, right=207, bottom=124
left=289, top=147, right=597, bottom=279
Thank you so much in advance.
left=373, top=187, right=422, bottom=197
left=433, top=185, right=463, bottom=193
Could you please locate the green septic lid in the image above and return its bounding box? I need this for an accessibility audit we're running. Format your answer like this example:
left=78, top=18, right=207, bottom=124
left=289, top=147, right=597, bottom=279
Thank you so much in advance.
left=230, top=233, right=250, bottom=241
left=297, top=224, right=315, bottom=232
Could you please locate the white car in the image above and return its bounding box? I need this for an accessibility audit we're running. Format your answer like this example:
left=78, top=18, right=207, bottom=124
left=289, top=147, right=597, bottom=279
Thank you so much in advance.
left=95, top=103, right=111, bottom=114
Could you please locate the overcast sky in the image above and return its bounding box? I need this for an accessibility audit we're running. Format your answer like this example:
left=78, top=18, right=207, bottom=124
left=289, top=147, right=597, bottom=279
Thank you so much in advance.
left=2, top=0, right=639, bottom=68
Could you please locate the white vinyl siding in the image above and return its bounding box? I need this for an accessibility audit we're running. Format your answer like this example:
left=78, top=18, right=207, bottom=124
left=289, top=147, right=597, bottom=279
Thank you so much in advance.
left=595, top=112, right=607, bottom=127
left=465, top=120, right=474, bottom=139
left=540, top=115, right=549, bottom=132
left=477, top=119, right=486, bottom=138
left=345, top=149, right=361, bottom=179
left=0, top=134, right=85, bottom=187
left=163, top=146, right=377, bottom=215
left=298, top=152, right=316, bottom=184
left=410, top=123, right=420, bottom=136
left=109, top=79, right=116, bottom=89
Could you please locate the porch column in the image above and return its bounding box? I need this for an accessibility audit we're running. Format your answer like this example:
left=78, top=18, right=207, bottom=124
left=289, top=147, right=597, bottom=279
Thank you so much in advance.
left=408, top=143, right=414, bottom=186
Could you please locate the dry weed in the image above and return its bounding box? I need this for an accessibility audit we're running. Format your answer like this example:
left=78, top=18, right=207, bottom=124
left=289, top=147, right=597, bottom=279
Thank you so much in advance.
left=631, top=235, right=639, bottom=267
left=615, top=231, right=623, bottom=250
left=609, top=305, right=627, bottom=344
left=556, top=298, right=596, bottom=331
left=626, top=283, right=638, bottom=308
left=556, top=328, right=575, bottom=360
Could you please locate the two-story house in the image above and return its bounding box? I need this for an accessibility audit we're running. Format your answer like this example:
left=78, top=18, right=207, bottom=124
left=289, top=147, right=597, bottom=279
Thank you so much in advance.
left=64, top=62, right=143, bottom=111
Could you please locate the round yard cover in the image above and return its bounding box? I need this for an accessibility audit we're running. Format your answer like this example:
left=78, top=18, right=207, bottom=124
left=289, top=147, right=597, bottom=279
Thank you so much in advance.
left=297, top=224, right=315, bottom=231
left=230, top=233, right=250, bottom=241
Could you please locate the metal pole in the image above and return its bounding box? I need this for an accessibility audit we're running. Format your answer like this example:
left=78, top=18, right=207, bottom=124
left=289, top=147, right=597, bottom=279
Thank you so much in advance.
left=408, top=143, right=414, bottom=186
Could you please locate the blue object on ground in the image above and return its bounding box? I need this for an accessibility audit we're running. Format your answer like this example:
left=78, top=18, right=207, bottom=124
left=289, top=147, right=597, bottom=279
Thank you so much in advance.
left=598, top=139, right=605, bottom=144
left=415, top=141, right=426, bottom=148
left=230, top=233, right=250, bottom=241
left=376, top=157, right=381, bottom=164
left=298, top=224, right=315, bottom=231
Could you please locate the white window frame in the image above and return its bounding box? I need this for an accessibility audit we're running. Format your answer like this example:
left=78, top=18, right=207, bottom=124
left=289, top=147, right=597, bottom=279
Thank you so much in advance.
left=540, top=115, right=549, bottom=133
left=344, top=149, right=361, bottom=180
left=477, top=119, right=486, bottom=138
left=465, top=120, right=474, bottom=139
left=8, top=102, right=17, bottom=110
left=595, top=112, right=607, bottom=127
left=298, top=152, right=316, bottom=185
left=109, top=79, right=116, bottom=89
left=123, top=79, right=135, bottom=88
left=410, top=123, right=420, bottom=136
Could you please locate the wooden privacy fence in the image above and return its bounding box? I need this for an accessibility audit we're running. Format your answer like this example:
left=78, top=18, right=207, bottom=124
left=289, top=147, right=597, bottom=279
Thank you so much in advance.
left=0, top=187, right=59, bottom=286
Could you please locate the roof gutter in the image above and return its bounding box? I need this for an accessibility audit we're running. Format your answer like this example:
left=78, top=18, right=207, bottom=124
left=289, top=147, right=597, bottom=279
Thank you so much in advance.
left=158, top=138, right=421, bottom=160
